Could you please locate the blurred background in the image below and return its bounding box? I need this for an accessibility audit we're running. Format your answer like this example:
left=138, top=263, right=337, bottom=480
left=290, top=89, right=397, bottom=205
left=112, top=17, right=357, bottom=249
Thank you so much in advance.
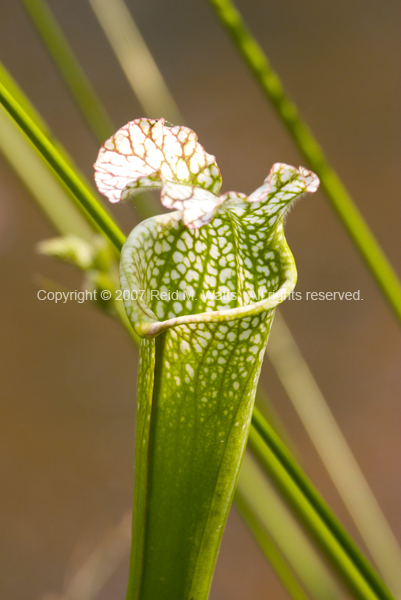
left=0, top=0, right=400, bottom=599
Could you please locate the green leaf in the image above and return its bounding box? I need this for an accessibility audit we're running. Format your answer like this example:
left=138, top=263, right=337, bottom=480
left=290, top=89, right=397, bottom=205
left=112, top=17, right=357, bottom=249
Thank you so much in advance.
left=0, top=78, right=125, bottom=252
left=120, top=167, right=314, bottom=598
left=37, top=235, right=97, bottom=270
left=249, top=407, right=395, bottom=600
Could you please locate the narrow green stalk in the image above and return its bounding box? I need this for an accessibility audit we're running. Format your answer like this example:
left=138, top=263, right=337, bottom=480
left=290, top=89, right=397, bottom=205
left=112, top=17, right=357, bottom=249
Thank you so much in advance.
left=0, top=60, right=114, bottom=236
left=248, top=432, right=374, bottom=600
left=237, top=451, right=342, bottom=600
left=0, top=61, right=103, bottom=195
left=0, top=80, right=125, bottom=252
left=0, top=105, right=93, bottom=241
left=87, top=0, right=182, bottom=125
left=206, top=0, right=401, bottom=325
left=0, top=62, right=53, bottom=135
left=234, top=491, right=311, bottom=600
left=21, top=0, right=114, bottom=143
left=251, top=407, right=395, bottom=600
left=268, top=312, right=401, bottom=596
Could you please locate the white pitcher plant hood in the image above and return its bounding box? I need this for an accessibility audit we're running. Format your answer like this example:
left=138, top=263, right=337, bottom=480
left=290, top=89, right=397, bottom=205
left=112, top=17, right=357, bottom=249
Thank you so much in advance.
left=94, top=118, right=319, bottom=229
left=94, top=118, right=320, bottom=338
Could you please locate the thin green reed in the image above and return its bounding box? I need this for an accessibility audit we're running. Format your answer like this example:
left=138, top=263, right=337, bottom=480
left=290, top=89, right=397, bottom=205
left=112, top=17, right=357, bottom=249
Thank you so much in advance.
left=21, top=0, right=114, bottom=143
left=234, top=488, right=311, bottom=600
left=236, top=452, right=342, bottom=600
left=206, top=0, right=401, bottom=325
left=251, top=407, right=395, bottom=600
left=0, top=81, right=124, bottom=251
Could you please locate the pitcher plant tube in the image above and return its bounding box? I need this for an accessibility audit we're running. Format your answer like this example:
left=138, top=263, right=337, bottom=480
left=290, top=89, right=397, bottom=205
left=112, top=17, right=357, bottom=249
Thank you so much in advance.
left=94, top=118, right=319, bottom=600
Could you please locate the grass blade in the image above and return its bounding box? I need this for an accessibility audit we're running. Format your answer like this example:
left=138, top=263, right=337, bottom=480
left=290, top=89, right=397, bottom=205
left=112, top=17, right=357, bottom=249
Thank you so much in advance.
left=21, top=0, right=114, bottom=143
left=87, top=0, right=182, bottom=125
left=251, top=407, right=395, bottom=600
left=237, top=451, right=342, bottom=600
left=268, top=311, right=401, bottom=596
left=0, top=105, right=93, bottom=240
left=0, top=78, right=125, bottom=251
left=206, top=0, right=401, bottom=325
left=235, top=491, right=311, bottom=600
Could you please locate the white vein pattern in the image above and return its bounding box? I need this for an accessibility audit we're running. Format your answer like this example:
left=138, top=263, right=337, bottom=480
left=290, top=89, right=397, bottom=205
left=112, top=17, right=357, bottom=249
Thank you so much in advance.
left=94, top=118, right=319, bottom=229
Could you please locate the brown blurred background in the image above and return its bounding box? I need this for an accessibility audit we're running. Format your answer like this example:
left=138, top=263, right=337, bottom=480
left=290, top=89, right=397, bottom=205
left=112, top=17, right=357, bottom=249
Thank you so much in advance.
left=0, top=1, right=400, bottom=599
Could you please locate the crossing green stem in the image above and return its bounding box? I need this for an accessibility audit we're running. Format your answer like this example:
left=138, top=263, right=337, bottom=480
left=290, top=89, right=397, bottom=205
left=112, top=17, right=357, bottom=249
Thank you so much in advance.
left=21, top=0, right=114, bottom=143
left=250, top=407, right=395, bottom=600
left=206, top=0, right=401, bottom=325
left=0, top=80, right=124, bottom=252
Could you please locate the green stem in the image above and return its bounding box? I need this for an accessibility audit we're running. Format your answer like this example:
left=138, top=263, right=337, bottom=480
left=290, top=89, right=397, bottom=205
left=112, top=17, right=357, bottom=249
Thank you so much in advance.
left=206, top=0, right=401, bottom=325
left=21, top=0, right=114, bottom=143
left=237, top=451, right=342, bottom=600
left=234, top=490, right=311, bottom=600
left=267, top=311, right=401, bottom=595
left=0, top=79, right=124, bottom=252
left=0, top=60, right=105, bottom=202
left=0, top=104, right=93, bottom=241
left=250, top=407, right=395, bottom=600
left=87, top=0, right=182, bottom=125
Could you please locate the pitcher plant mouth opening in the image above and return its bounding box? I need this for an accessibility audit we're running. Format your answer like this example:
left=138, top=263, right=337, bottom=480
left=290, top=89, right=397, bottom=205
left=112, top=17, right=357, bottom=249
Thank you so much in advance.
left=94, top=119, right=318, bottom=338
left=120, top=211, right=297, bottom=338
